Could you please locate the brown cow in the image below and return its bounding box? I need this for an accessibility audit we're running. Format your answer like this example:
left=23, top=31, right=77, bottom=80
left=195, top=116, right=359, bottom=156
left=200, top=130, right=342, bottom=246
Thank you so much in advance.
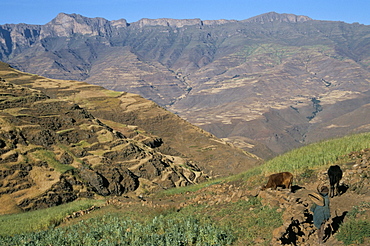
left=261, top=172, right=293, bottom=191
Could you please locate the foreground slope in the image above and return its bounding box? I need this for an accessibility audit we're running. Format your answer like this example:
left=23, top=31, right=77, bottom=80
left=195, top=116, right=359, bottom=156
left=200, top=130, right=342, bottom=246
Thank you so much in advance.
left=1, top=133, right=369, bottom=245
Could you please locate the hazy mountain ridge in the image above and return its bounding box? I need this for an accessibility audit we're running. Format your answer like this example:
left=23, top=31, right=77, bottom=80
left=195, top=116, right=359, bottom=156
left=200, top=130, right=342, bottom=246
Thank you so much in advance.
left=1, top=12, right=370, bottom=158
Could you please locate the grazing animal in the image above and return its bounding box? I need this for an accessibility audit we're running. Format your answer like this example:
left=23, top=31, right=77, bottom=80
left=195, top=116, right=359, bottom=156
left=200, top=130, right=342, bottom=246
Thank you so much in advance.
left=327, top=165, right=343, bottom=198
left=262, top=172, right=293, bottom=191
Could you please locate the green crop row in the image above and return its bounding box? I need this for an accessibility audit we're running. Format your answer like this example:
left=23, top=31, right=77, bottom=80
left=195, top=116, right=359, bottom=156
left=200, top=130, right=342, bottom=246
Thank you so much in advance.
left=0, top=214, right=235, bottom=246
left=262, top=132, right=370, bottom=174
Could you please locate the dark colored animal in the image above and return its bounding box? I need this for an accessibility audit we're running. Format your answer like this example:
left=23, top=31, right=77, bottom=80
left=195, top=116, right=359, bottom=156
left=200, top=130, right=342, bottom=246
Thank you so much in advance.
left=262, top=172, right=293, bottom=191
left=327, top=165, right=343, bottom=197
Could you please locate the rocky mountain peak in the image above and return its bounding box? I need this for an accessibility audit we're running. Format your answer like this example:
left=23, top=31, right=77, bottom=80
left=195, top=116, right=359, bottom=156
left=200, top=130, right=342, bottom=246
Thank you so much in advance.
left=51, top=13, right=108, bottom=25
left=243, top=11, right=312, bottom=24
left=110, top=18, right=129, bottom=28
left=40, top=12, right=112, bottom=37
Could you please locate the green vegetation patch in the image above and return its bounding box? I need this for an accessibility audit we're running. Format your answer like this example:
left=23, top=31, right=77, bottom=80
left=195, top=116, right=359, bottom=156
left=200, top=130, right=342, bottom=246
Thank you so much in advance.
left=74, top=140, right=91, bottom=148
left=164, top=132, right=370, bottom=197
left=336, top=202, right=370, bottom=245
left=0, top=199, right=103, bottom=236
left=32, top=149, right=74, bottom=173
left=0, top=213, right=235, bottom=245
left=102, top=90, right=123, bottom=97
left=262, top=132, right=370, bottom=174
left=336, top=220, right=370, bottom=245
left=178, top=197, right=282, bottom=245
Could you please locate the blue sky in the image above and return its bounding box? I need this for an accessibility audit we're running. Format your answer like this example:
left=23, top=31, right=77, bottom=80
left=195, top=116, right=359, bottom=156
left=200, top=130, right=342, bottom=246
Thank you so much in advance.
left=1, top=0, right=369, bottom=25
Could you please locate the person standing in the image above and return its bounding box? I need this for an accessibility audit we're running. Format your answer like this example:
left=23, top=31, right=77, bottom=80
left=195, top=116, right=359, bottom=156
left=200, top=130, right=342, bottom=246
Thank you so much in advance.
left=310, top=186, right=330, bottom=244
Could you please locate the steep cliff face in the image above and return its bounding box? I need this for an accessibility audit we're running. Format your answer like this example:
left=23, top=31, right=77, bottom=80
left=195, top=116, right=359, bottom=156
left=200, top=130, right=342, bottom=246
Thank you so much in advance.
left=1, top=12, right=370, bottom=158
left=0, top=24, right=41, bottom=60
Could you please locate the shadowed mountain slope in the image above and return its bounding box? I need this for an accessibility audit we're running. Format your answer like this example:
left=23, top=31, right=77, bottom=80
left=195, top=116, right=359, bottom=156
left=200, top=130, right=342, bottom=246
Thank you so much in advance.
left=1, top=12, right=370, bottom=158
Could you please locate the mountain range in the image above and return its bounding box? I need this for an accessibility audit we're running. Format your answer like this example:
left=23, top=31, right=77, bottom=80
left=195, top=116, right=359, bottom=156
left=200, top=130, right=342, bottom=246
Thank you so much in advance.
left=1, top=12, right=370, bottom=158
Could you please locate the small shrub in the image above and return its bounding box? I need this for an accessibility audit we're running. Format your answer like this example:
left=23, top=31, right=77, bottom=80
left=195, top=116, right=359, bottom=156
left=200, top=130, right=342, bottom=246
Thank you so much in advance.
left=336, top=220, right=370, bottom=245
left=336, top=202, right=370, bottom=245
left=299, top=167, right=314, bottom=179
